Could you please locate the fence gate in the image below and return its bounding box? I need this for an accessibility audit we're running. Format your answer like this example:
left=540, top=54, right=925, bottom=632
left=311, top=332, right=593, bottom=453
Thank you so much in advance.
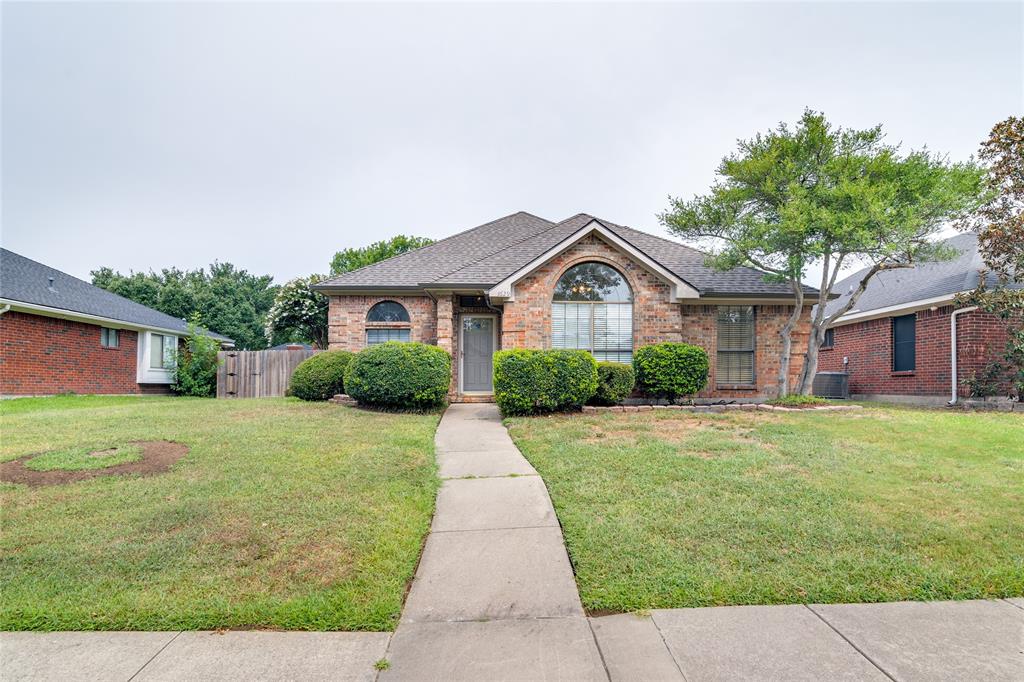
left=216, top=349, right=319, bottom=398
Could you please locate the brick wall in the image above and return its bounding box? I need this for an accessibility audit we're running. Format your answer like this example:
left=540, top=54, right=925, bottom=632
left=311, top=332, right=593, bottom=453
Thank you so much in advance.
left=818, top=306, right=1011, bottom=396
left=327, top=295, right=437, bottom=351
left=0, top=311, right=141, bottom=395
left=325, top=235, right=813, bottom=400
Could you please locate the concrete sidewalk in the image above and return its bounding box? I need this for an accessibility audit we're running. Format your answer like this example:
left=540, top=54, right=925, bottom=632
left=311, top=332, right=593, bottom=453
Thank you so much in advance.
left=2, top=404, right=1021, bottom=681
left=381, top=402, right=606, bottom=680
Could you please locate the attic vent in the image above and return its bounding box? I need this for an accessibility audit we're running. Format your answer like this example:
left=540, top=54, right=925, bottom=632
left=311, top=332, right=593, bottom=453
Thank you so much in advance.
left=47, top=276, right=56, bottom=292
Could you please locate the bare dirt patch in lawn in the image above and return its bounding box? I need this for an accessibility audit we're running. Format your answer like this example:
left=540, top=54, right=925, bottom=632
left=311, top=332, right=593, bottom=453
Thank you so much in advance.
left=0, top=440, right=189, bottom=487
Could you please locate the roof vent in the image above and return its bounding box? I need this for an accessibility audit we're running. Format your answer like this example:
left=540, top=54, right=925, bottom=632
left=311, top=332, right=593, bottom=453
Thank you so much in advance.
left=47, top=276, right=56, bottom=292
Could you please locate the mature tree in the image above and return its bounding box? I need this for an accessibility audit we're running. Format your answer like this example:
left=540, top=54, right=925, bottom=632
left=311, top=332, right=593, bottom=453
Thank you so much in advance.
left=264, top=275, right=330, bottom=349
left=956, top=116, right=1024, bottom=397
left=91, top=263, right=278, bottom=349
left=660, top=110, right=984, bottom=395
left=330, top=235, right=434, bottom=275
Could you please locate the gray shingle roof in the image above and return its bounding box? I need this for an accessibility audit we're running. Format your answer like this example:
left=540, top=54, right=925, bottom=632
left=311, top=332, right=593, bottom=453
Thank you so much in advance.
left=0, top=248, right=232, bottom=341
left=825, top=232, right=1021, bottom=318
left=317, top=211, right=813, bottom=297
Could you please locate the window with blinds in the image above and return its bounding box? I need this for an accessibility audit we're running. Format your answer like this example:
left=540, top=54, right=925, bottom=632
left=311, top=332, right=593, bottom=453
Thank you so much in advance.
left=551, top=302, right=633, bottom=363
left=551, top=262, right=634, bottom=363
left=366, top=328, right=411, bottom=345
left=716, top=306, right=755, bottom=385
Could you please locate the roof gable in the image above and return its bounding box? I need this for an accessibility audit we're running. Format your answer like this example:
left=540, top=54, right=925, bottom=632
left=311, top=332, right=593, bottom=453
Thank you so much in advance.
left=315, top=210, right=814, bottom=299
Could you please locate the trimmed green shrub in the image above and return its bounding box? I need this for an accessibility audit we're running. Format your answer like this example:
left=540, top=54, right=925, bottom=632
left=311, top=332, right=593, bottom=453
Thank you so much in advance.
left=633, top=343, right=709, bottom=400
left=494, top=349, right=598, bottom=416
left=290, top=350, right=355, bottom=401
left=344, top=342, right=450, bottom=409
left=589, top=362, right=635, bottom=406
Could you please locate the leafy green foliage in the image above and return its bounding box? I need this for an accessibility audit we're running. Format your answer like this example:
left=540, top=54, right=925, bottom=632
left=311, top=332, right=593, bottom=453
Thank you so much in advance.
left=24, top=444, right=143, bottom=472
left=768, top=394, right=829, bottom=407
left=289, top=351, right=355, bottom=401
left=344, top=342, right=450, bottom=409
left=172, top=318, right=221, bottom=398
left=493, top=349, right=598, bottom=416
left=330, top=235, right=434, bottom=276
left=91, top=263, right=278, bottom=349
left=264, top=275, right=329, bottom=349
left=589, top=362, right=635, bottom=406
left=660, top=110, right=985, bottom=395
left=960, top=361, right=1009, bottom=399
left=633, top=343, right=709, bottom=400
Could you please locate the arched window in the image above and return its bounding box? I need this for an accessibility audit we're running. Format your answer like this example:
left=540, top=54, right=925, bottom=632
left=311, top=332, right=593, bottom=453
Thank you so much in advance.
left=552, top=262, right=633, bottom=363
left=366, top=301, right=411, bottom=345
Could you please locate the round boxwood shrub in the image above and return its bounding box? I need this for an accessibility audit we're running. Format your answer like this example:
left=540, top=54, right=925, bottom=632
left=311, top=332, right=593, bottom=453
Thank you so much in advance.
left=494, top=349, right=598, bottom=416
left=289, top=350, right=355, bottom=401
left=344, top=342, right=451, bottom=409
left=589, top=361, right=635, bottom=406
left=633, top=343, right=709, bottom=401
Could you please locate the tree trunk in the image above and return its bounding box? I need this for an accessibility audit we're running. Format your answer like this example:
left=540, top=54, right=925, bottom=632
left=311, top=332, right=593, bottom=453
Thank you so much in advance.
left=776, top=283, right=804, bottom=397
left=799, top=325, right=821, bottom=395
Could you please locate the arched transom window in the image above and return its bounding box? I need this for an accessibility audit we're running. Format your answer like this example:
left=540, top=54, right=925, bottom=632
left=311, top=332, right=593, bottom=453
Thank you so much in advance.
left=366, top=301, right=411, bottom=344
left=551, top=262, right=633, bottom=363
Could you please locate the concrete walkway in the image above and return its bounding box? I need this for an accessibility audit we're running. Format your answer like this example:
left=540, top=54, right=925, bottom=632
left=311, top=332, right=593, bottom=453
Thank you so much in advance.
left=381, top=403, right=606, bottom=680
left=3, top=403, right=1022, bottom=680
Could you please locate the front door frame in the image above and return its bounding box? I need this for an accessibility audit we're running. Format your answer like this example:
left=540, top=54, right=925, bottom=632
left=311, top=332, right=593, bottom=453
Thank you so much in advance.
left=458, top=313, right=498, bottom=395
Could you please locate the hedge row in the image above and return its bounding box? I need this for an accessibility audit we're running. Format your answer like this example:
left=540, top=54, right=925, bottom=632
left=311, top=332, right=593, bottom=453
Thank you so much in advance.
left=291, top=342, right=450, bottom=410
left=494, top=349, right=598, bottom=416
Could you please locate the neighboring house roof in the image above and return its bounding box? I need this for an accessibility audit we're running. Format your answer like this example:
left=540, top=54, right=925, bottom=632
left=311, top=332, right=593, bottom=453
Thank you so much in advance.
left=0, top=248, right=233, bottom=342
left=825, top=232, right=1021, bottom=325
left=268, top=342, right=313, bottom=350
left=316, top=211, right=816, bottom=299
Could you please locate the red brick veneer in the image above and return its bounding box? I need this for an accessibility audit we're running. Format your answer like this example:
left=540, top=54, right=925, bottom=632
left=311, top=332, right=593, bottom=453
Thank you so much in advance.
left=817, top=306, right=1011, bottom=396
left=0, top=311, right=140, bottom=395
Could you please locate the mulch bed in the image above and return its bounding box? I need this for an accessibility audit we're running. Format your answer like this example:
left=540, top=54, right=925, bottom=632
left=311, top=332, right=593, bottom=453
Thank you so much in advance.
left=0, top=440, right=189, bottom=487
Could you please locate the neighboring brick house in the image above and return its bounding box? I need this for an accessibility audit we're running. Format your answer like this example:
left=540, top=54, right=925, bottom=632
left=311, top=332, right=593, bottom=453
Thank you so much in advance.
left=819, top=233, right=1019, bottom=404
left=0, top=249, right=232, bottom=397
left=315, top=212, right=818, bottom=402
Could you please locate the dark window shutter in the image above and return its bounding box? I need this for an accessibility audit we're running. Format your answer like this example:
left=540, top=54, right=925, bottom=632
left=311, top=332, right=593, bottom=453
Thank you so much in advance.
left=892, top=314, right=916, bottom=371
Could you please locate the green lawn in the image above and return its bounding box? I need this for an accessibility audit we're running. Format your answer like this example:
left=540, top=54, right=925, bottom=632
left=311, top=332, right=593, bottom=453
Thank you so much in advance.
left=0, top=396, right=440, bottom=631
left=506, top=404, right=1024, bottom=613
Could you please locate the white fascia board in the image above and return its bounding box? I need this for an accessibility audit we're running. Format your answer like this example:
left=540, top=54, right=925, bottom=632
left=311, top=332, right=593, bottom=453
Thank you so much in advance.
left=829, top=293, right=958, bottom=327
left=486, top=221, right=700, bottom=302
left=1, top=299, right=189, bottom=337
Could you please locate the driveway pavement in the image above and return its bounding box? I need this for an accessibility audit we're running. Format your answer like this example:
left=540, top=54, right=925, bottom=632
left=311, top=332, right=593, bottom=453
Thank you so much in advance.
left=2, top=404, right=1021, bottom=681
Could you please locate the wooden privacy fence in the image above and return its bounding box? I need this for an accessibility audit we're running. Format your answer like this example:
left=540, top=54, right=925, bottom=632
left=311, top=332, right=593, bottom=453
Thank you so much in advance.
left=216, top=349, right=320, bottom=398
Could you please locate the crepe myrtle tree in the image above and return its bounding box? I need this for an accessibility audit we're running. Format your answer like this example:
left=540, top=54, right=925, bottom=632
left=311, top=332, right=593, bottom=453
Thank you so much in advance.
left=661, top=110, right=984, bottom=395
left=264, top=275, right=329, bottom=349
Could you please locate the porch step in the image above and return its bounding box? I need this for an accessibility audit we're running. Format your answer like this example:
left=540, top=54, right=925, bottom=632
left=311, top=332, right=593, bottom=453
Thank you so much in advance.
left=454, top=394, right=496, bottom=404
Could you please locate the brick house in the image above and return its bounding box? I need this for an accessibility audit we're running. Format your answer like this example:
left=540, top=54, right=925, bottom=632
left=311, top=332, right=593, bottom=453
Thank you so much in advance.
left=315, top=212, right=818, bottom=402
left=0, top=249, right=232, bottom=397
left=819, top=233, right=1019, bottom=404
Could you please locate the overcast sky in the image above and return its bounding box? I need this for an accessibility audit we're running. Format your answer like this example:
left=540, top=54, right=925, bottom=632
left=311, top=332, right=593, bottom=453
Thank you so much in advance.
left=3, top=1, right=1021, bottom=286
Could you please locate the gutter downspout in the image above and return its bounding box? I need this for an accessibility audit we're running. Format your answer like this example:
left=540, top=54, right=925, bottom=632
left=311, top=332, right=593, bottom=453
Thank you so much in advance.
left=948, top=306, right=978, bottom=405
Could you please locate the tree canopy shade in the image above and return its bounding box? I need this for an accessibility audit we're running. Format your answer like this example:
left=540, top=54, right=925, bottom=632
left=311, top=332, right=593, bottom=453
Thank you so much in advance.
left=263, top=275, right=330, bottom=349
left=660, top=110, right=984, bottom=395
left=91, top=262, right=278, bottom=350
left=330, top=235, right=434, bottom=276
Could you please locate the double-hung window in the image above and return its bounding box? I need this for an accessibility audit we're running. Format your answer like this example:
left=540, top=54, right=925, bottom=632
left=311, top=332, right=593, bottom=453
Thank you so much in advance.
left=149, top=333, right=177, bottom=370
left=716, top=306, right=755, bottom=385
left=100, top=327, right=119, bottom=348
left=892, top=314, right=916, bottom=371
left=551, top=262, right=633, bottom=363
